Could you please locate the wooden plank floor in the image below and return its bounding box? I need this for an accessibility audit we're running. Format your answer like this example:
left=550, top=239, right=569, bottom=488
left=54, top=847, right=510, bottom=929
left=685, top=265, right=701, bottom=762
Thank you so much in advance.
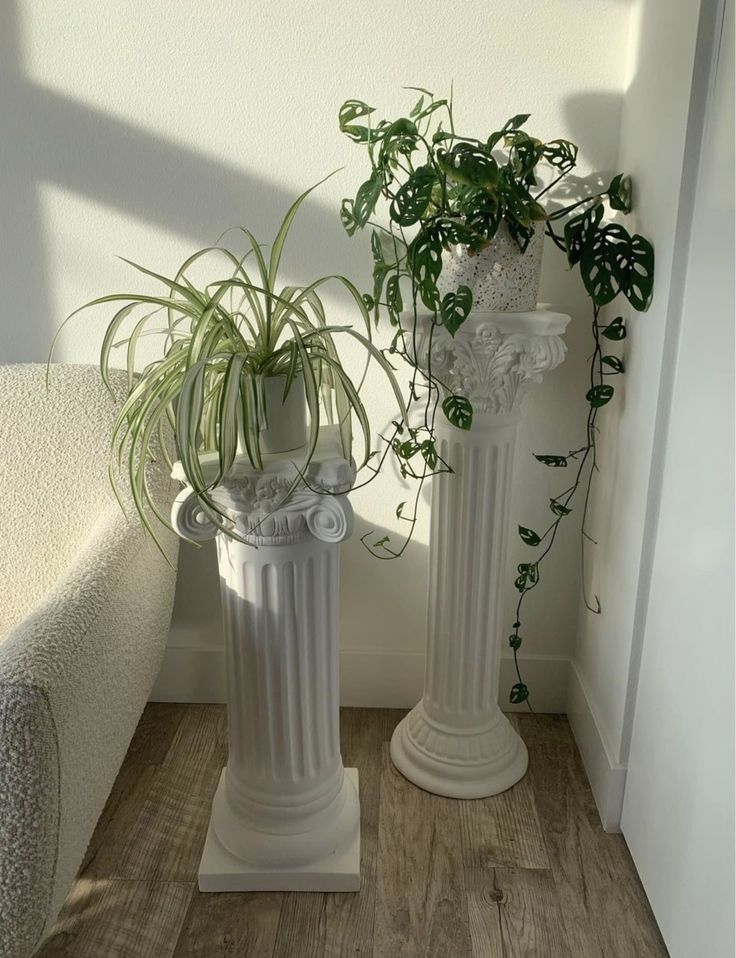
left=37, top=707, right=669, bottom=958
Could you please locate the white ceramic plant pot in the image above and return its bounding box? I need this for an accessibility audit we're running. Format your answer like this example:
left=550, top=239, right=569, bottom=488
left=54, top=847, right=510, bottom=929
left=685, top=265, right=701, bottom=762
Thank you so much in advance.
left=437, top=222, right=544, bottom=312
left=236, top=375, right=308, bottom=459
left=258, top=375, right=308, bottom=455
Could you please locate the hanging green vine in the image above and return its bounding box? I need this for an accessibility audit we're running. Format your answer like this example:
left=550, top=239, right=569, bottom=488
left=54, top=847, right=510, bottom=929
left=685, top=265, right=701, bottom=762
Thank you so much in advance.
left=339, top=88, right=655, bottom=705
left=508, top=193, right=654, bottom=707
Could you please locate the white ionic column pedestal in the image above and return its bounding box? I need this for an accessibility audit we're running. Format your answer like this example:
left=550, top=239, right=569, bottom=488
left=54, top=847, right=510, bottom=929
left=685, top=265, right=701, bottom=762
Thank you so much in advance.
left=391, top=309, right=570, bottom=799
left=171, top=429, right=360, bottom=891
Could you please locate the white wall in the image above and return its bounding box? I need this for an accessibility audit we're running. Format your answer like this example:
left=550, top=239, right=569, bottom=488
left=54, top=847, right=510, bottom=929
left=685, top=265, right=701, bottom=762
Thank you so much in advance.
left=0, top=0, right=633, bottom=706
left=620, top=2, right=734, bottom=953
left=567, top=0, right=707, bottom=823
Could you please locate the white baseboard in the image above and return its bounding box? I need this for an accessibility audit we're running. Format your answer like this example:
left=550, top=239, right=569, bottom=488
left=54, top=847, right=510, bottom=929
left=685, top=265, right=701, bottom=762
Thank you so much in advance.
left=151, top=644, right=570, bottom=712
left=566, top=661, right=627, bottom=832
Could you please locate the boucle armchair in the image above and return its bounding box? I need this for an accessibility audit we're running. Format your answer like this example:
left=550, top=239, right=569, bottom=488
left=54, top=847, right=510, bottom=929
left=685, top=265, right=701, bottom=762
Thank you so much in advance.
left=0, top=364, right=178, bottom=958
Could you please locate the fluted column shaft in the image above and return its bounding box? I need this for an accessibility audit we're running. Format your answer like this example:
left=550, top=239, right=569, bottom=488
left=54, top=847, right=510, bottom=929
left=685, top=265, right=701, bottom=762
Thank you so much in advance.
left=391, top=309, right=570, bottom=799
left=216, top=535, right=345, bottom=845
left=424, top=415, right=519, bottom=725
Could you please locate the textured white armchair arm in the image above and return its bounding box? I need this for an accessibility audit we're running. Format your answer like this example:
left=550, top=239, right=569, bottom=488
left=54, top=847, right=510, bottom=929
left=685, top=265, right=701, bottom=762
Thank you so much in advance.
left=0, top=364, right=178, bottom=958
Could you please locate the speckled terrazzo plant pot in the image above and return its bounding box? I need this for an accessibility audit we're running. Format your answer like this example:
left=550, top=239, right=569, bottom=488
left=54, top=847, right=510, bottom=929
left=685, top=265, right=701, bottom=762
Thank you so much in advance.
left=437, top=222, right=544, bottom=312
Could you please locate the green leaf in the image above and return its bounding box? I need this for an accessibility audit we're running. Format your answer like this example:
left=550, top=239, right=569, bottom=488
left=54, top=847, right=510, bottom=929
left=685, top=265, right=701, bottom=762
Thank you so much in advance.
left=437, top=142, right=500, bottom=189
left=550, top=499, right=572, bottom=517
left=580, top=222, right=626, bottom=306
left=339, top=99, right=375, bottom=127
left=498, top=172, right=542, bottom=229
left=380, top=117, right=419, bottom=159
left=506, top=131, right=546, bottom=184
left=370, top=229, right=384, bottom=264
left=396, top=501, right=406, bottom=518
left=338, top=99, right=377, bottom=143
left=510, top=682, right=529, bottom=705
left=579, top=222, right=654, bottom=309
left=408, top=229, right=443, bottom=309
left=506, top=216, right=534, bottom=253
left=616, top=233, right=655, bottom=311
left=487, top=113, right=531, bottom=151
left=586, top=384, right=615, bottom=407
left=504, top=113, right=531, bottom=130
left=382, top=117, right=418, bottom=139
left=456, top=188, right=502, bottom=241
left=409, top=94, right=425, bottom=117
left=519, top=525, right=541, bottom=546
left=421, top=440, right=438, bottom=469
left=373, top=535, right=390, bottom=548
left=338, top=326, right=409, bottom=424
left=176, top=359, right=209, bottom=492
left=340, top=198, right=359, bottom=236
left=508, top=634, right=522, bottom=651
left=442, top=394, right=473, bottom=430
left=440, top=285, right=472, bottom=336
left=514, top=562, right=539, bottom=592
left=602, top=355, right=625, bottom=373
left=543, top=139, right=578, bottom=173
left=608, top=173, right=632, bottom=213
left=534, top=454, right=568, bottom=467
left=396, top=438, right=419, bottom=459
left=373, top=261, right=390, bottom=307
left=601, top=317, right=626, bottom=340
left=354, top=171, right=383, bottom=229
left=434, top=218, right=478, bottom=247
left=215, top=352, right=248, bottom=485
left=389, top=165, right=436, bottom=226
left=416, top=99, right=448, bottom=123
left=386, top=273, right=403, bottom=314
left=564, top=202, right=604, bottom=267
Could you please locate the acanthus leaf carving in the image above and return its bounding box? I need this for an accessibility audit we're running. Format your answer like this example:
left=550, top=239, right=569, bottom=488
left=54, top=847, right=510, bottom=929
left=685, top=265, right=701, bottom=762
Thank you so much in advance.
left=422, top=316, right=567, bottom=416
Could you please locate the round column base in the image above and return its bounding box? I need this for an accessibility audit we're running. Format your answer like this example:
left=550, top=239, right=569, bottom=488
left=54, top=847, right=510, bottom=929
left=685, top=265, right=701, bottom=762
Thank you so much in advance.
left=390, top=702, right=528, bottom=799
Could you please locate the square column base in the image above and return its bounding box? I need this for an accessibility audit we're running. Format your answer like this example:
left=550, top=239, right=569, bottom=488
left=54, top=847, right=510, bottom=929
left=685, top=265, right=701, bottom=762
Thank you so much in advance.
left=198, top=768, right=361, bottom=892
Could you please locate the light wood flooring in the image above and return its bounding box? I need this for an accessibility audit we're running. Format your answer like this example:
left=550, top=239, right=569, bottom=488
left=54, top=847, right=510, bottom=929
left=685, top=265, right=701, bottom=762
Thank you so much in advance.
left=37, top=706, right=669, bottom=957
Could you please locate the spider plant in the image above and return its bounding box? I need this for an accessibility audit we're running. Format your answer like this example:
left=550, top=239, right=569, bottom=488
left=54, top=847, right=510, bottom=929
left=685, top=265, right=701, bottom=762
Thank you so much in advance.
left=50, top=174, right=407, bottom=550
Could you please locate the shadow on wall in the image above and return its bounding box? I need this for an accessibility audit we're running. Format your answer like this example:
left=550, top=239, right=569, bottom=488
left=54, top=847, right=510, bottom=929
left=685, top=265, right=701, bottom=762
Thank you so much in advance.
left=2, top=0, right=627, bottom=699
left=340, top=513, right=429, bottom=652
left=169, top=512, right=430, bottom=657
left=563, top=90, right=626, bottom=173
left=0, top=1, right=356, bottom=361
left=1, top=0, right=628, bottom=365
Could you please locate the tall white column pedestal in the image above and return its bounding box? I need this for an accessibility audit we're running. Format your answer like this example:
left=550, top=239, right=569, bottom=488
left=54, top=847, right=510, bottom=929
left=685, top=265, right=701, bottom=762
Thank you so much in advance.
left=171, top=431, right=360, bottom=891
left=391, top=309, right=570, bottom=799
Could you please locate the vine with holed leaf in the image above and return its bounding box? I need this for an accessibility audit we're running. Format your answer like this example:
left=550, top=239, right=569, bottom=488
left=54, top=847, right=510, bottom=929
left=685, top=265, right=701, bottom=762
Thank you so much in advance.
left=339, top=88, right=654, bottom=705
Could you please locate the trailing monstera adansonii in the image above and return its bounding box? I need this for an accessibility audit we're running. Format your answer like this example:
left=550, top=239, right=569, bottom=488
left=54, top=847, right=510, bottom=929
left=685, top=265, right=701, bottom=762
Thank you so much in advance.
left=339, top=88, right=655, bottom=707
